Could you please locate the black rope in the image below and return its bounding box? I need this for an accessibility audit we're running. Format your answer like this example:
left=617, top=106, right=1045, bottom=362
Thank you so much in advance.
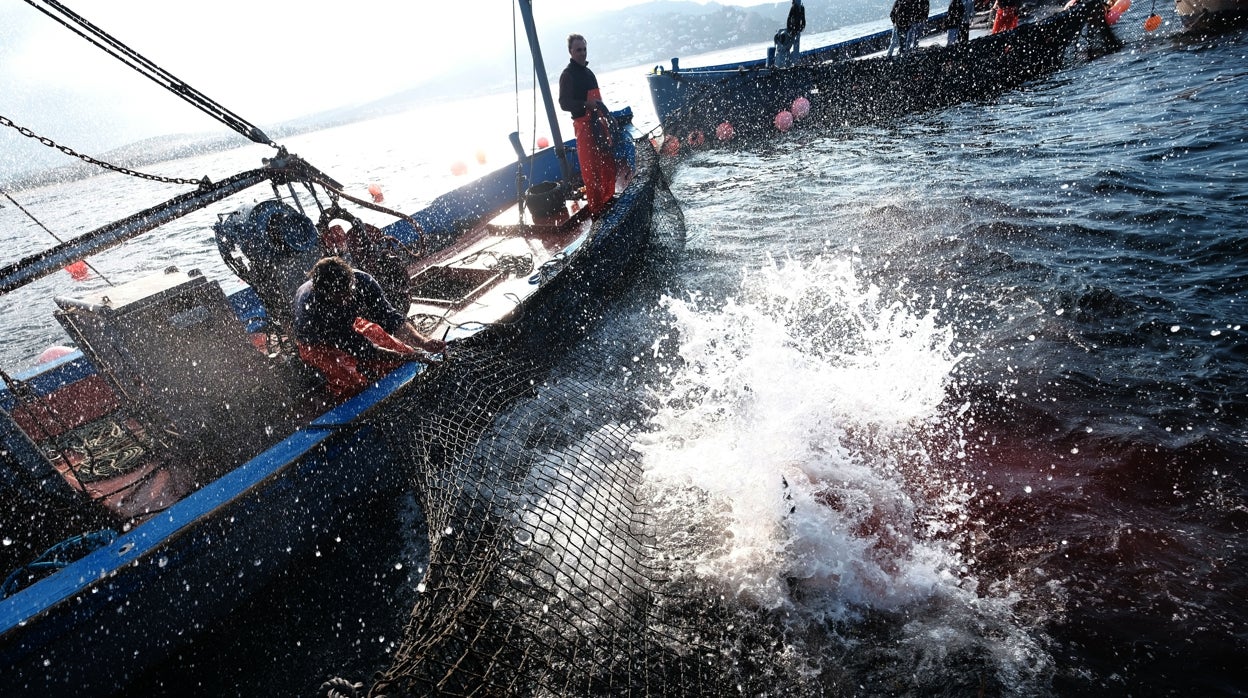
left=22, top=0, right=276, bottom=147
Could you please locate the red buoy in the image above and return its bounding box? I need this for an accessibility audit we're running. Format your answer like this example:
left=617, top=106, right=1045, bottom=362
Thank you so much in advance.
left=715, top=122, right=735, bottom=141
left=537, top=136, right=550, bottom=149
left=687, top=130, right=706, bottom=148
left=367, top=183, right=384, bottom=203
left=65, top=259, right=89, bottom=280
left=450, top=161, right=468, bottom=176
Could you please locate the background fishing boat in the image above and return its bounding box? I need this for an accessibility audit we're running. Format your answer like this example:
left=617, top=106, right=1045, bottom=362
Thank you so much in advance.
left=1175, top=0, right=1248, bottom=27
left=0, top=1, right=658, bottom=694
left=647, top=0, right=1119, bottom=146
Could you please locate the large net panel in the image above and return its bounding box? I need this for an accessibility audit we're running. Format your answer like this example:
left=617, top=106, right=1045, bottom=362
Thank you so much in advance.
left=369, top=341, right=732, bottom=697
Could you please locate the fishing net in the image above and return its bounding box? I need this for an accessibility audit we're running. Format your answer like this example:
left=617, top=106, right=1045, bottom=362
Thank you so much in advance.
left=365, top=337, right=736, bottom=697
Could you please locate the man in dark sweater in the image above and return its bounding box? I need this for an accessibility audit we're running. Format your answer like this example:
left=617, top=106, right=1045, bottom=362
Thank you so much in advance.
left=293, top=257, right=445, bottom=399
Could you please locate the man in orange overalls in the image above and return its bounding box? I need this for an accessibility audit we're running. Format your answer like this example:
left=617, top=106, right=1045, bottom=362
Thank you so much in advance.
left=558, top=33, right=616, bottom=216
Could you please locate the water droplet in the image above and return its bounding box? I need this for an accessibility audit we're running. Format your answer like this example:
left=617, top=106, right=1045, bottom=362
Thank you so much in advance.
left=1024, top=485, right=1033, bottom=494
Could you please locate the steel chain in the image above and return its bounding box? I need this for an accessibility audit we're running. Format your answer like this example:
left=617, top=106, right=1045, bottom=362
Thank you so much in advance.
left=1, top=114, right=204, bottom=187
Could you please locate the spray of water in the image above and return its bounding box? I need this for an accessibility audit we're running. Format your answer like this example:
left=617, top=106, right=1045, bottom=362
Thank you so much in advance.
left=636, top=254, right=1057, bottom=691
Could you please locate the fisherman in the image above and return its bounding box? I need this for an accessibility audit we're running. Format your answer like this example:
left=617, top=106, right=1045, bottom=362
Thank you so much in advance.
left=992, top=0, right=1021, bottom=33
left=292, top=256, right=445, bottom=400
left=947, top=0, right=975, bottom=45
left=558, top=33, right=617, bottom=216
left=889, top=0, right=930, bottom=55
left=785, top=0, right=807, bottom=63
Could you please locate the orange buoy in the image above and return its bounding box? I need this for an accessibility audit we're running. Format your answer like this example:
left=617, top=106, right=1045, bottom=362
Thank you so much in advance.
left=1144, top=12, right=1162, bottom=30
left=367, top=182, right=384, bottom=203
left=450, top=160, right=468, bottom=176
left=774, top=110, right=794, bottom=132
left=537, top=136, right=550, bottom=149
left=687, top=129, right=706, bottom=147
left=715, top=122, right=735, bottom=141
left=475, top=149, right=487, bottom=165
left=65, top=259, right=89, bottom=280
left=791, top=96, right=811, bottom=120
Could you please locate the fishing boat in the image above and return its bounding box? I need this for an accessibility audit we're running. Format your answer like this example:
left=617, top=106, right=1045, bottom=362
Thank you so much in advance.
left=1174, top=0, right=1248, bottom=28
left=646, top=0, right=1118, bottom=147
left=0, top=1, right=658, bottom=694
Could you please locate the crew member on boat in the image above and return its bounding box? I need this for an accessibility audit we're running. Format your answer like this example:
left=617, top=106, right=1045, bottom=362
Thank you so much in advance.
left=558, top=33, right=616, bottom=216
left=293, top=256, right=446, bottom=399
left=782, top=0, right=806, bottom=65
left=992, top=0, right=1021, bottom=33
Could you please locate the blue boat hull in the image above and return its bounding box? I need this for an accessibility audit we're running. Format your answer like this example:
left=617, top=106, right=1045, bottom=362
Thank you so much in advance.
left=647, top=2, right=1104, bottom=144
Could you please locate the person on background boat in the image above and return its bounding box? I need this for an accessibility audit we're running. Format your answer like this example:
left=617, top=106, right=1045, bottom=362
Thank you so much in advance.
left=947, top=0, right=975, bottom=44
left=558, top=34, right=617, bottom=216
left=992, top=0, right=1021, bottom=33
left=888, top=0, right=930, bottom=56
left=903, top=0, right=931, bottom=51
left=776, top=0, right=807, bottom=67
left=292, top=256, right=445, bottom=400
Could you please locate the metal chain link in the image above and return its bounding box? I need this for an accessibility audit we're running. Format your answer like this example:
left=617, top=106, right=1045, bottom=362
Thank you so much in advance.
left=2, top=114, right=205, bottom=187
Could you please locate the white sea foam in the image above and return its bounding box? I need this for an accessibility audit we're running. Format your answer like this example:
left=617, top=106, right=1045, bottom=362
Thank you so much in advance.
left=636, top=253, right=970, bottom=619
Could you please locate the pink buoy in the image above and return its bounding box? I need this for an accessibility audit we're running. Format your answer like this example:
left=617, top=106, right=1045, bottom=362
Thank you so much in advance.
left=37, top=345, right=75, bottom=364
left=715, top=122, right=735, bottom=141
left=475, top=149, right=487, bottom=165
left=774, top=110, right=794, bottom=132
left=791, top=96, right=811, bottom=120
left=367, top=183, right=384, bottom=203
left=660, top=136, right=680, bottom=157
left=537, top=136, right=550, bottom=149
left=450, top=160, right=468, bottom=176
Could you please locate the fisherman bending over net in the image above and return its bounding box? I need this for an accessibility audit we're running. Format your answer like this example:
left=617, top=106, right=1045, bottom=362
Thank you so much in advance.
left=293, top=256, right=445, bottom=400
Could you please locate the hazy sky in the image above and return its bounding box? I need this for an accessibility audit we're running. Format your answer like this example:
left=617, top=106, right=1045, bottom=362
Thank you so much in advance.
left=0, top=0, right=763, bottom=180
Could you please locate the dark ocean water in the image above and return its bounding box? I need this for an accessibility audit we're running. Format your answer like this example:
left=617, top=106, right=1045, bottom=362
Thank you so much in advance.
left=3, top=13, right=1245, bottom=698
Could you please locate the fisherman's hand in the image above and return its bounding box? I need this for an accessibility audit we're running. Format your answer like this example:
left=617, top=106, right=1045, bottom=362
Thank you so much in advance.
left=419, top=337, right=448, bottom=354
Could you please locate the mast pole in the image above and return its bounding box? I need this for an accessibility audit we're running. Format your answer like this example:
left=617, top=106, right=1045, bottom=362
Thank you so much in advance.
left=516, top=0, right=574, bottom=186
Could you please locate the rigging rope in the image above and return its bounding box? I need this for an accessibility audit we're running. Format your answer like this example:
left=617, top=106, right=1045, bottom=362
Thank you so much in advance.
left=21, top=0, right=277, bottom=148
left=1, top=186, right=114, bottom=286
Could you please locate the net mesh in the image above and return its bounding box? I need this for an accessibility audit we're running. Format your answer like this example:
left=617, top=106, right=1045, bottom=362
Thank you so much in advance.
left=367, top=341, right=735, bottom=697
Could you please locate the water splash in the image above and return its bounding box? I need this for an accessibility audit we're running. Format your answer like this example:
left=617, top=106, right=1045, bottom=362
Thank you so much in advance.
left=637, top=254, right=966, bottom=614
